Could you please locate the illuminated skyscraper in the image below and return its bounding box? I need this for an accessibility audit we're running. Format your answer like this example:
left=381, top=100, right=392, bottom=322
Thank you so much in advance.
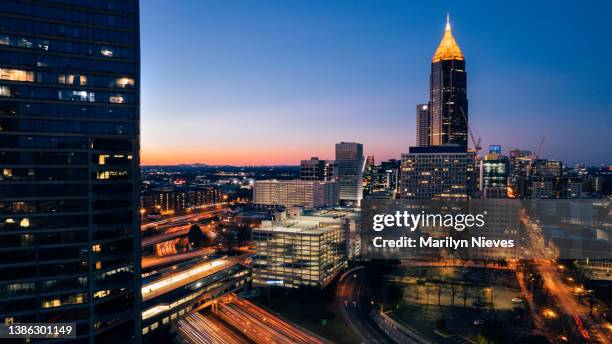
left=0, top=1, right=141, bottom=342
left=401, top=16, right=474, bottom=200
left=429, top=15, right=468, bottom=148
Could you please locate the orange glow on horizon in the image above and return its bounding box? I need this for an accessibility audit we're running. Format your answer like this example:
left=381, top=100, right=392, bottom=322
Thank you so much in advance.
left=141, top=149, right=331, bottom=166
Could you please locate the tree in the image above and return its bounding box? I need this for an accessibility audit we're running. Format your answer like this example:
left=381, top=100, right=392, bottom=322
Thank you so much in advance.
left=188, top=224, right=204, bottom=246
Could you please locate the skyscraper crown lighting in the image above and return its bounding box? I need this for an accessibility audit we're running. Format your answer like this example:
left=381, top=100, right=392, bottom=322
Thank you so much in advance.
left=432, top=14, right=464, bottom=63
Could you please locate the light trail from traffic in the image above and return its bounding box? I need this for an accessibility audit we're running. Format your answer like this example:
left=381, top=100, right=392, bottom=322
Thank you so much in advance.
left=178, top=312, right=250, bottom=344
left=215, top=298, right=327, bottom=344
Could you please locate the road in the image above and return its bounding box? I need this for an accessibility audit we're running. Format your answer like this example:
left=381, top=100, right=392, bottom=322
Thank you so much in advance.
left=141, top=208, right=224, bottom=231
left=177, top=312, right=250, bottom=344
left=141, top=225, right=190, bottom=247
left=141, top=247, right=217, bottom=269
left=336, top=267, right=392, bottom=344
left=216, top=298, right=327, bottom=344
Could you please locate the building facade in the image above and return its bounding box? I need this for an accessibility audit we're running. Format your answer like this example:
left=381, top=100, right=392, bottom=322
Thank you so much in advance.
left=0, top=1, right=141, bottom=342
left=399, top=146, right=476, bottom=200
left=300, top=157, right=336, bottom=181
left=253, top=179, right=338, bottom=208
left=335, top=142, right=364, bottom=205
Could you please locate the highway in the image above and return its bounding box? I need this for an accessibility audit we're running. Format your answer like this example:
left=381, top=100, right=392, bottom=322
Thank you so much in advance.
left=142, top=247, right=217, bottom=269
left=336, top=267, right=392, bottom=344
left=177, top=312, right=250, bottom=344
left=216, top=298, right=328, bottom=344
left=141, top=208, right=223, bottom=231
left=141, top=225, right=190, bottom=247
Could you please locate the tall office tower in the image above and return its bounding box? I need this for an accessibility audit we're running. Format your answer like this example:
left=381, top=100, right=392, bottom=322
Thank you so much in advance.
left=300, top=157, right=336, bottom=181
left=416, top=104, right=430, bottom=146
left=429, top=16, right=468, bottom=148
left=335, top=142, right=364, bottom=205
left=399, top=146, right=476, bottom=200
left=0, top=1, right=141, bottom=343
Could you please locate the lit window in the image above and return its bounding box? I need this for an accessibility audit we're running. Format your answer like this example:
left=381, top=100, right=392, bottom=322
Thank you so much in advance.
left=0, top=86, right=10, bottom=97
left=100, top=48, right=113, bottom=57
left=0, top=68, right=34, bottom=82
left=92, top=244, right=101, bottom=253
left=115, top=77, right=134, bottom=88
left=93, top=289, right=110, bottom=299
left=109, top=95, right=125, bottom=104
left=58, top=74, right=87, bottom=86
left=42, top=298, right=61, bottom=308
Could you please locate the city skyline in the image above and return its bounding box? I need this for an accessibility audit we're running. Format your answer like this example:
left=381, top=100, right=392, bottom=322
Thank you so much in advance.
left=141, top=1, right=611, bottom=166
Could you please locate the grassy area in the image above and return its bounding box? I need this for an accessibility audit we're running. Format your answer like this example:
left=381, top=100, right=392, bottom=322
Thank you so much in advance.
left=253, top=288, right=361, bottom=344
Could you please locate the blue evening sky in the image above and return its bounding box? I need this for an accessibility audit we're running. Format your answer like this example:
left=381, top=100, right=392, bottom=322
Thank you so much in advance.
left=140, top=0, right=611, bottom=166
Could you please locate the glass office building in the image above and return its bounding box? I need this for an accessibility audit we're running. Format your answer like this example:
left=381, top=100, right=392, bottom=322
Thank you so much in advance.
left=0, top=1, right=141, bottom=342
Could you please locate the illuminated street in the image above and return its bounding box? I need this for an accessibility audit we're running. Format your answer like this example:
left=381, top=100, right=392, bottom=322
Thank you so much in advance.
left=336, top=267, right=392, bottom=344
left=215, top=298, right=328, bottom=344
left=177, top=312, right=250, bottom=344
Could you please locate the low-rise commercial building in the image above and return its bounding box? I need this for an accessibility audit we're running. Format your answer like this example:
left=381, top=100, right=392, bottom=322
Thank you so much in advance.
left=252, top=216, right=347, bottom=289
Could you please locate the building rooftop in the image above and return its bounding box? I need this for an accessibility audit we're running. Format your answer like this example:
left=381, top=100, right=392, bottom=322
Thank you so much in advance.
left=255, top=217, right=342, bottom=235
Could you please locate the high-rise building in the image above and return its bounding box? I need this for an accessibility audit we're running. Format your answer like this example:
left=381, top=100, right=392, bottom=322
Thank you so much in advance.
left=253, top=180, right=338, bottom=208
left=416, top=104, right=430, bottom=146
left=399, top=146, right=476, bottom=200
left=300, top=157, right=336, bottom=181
left=335, top=142, right=364, bottom=205
left=429, top=16, right=468, bottom=148
left=0, top=1, right=141, bottom=342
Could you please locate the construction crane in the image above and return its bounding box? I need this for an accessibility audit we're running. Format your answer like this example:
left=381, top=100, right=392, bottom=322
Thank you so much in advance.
left=460, top=107, right=481, bottom=153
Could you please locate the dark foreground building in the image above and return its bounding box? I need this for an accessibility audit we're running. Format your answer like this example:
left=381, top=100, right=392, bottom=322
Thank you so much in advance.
left=0, top=1, right=141, bottom=342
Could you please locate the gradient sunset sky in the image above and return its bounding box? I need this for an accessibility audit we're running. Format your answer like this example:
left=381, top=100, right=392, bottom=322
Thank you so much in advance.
left=140, top=0, right=612, bottom=166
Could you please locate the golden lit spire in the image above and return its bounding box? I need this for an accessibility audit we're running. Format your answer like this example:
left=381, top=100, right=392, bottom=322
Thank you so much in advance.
left=432, top=14, right=464, bottom=63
